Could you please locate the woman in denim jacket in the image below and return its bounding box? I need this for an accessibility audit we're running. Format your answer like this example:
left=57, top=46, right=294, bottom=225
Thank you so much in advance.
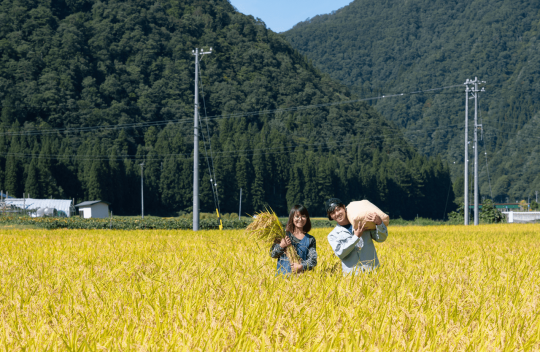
left=269, top=205, right=317, bottom=275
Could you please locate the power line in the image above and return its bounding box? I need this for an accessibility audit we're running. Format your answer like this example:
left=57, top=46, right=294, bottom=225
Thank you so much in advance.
left=198, top=55, right=221, bottom=216
left=482, top=125, right=540, bottom=141
left=1, top=119, right=485, bottom=163
left=479, top=95, right=493, bottom=199
left=5, top=118, right=511, bottom=164
left=8, top=80, right=540, bottom=112
left=191, top=47, right=212, bottom=231
left=0, top=120, right=469, bottom=151
left=0, top=84, right=469, bottom=110
left=0, top=88, right=470, bottom=110
left=0, top=83, right=465, bottom=137
left=1, top=123, right=469, bottom=161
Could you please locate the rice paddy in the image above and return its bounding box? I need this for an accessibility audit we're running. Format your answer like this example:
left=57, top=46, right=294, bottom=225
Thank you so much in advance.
left=0, top=224, right=539, bottom=350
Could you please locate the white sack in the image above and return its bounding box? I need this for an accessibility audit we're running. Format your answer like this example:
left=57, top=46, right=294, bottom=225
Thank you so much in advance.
left=346, top=200, right=390, bottom=230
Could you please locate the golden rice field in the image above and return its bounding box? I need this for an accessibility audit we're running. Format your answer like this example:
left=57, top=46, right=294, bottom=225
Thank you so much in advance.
left=1, top=224, right=539, bottom=351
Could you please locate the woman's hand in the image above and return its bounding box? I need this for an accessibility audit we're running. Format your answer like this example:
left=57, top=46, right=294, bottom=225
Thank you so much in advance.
left=365, top=212, right=382, bottom=225
left=291, top=263, right=303, bottom=273
left=280, top=236, right=292, bottom=249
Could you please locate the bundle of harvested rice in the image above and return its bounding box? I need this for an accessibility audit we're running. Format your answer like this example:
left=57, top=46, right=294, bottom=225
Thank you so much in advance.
left=245, top=209, right=301, bottom=265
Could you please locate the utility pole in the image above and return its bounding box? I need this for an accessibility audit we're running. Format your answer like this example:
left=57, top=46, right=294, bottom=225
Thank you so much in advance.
left=192, top=47, right=212, bottom=231
left=536, top=191, right=538, bottom=203
left=474, top=77, right=485, bottom=225
left=464, top=77, right=485, bottom=225
left=464, top=83, right=469, bottom=225
left=474, top=77, right=479, bottom=226
left=140, top=162, right=144, bottom=219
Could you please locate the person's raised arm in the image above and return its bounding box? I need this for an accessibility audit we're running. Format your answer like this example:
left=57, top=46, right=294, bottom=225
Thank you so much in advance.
left=373, top=222, right=388, bottom=242
left=269, top=243, right=284, bottom=258
left=328, top=224, right=365, bottom=260
left=365, top=212, right=388, bottom=242
left=269, top=236, right=291, bottom=258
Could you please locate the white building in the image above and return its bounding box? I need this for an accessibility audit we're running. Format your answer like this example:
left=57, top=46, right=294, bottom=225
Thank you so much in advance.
left=502, top=211, right=540, bottom=223
left=75, top=200, right=111, bottom=219
left=5, top=198, right=74, bottom=217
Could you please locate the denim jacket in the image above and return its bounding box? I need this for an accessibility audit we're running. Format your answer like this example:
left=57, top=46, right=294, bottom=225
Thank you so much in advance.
left=327, top=222, right=388, bottom=274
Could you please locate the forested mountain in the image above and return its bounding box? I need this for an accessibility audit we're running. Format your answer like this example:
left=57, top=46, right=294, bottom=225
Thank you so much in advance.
left=0, top=0, right=454, bottom=218
left=284, top=0, right=540, bottom=203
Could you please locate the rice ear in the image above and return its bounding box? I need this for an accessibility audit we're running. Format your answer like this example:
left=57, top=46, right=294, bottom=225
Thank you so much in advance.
left=245, top=207, right=300, bottom=264
left=245, top=207, right=285, bottom=242
left=285, top=245, right=301, bottom=265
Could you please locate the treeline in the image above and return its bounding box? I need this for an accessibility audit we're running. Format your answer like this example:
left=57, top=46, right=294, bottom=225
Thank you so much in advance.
left=1, top=122, right=454, bottom=218
left=0, top=0, right=455, bottom=218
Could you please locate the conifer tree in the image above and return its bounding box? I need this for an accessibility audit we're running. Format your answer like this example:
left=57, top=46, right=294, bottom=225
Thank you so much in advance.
left=251, top=152, right=266, bottom=211
left=159, top=156, right=180, bottom=211
left=25, top=159, right=40, bottom=199
left=235, top=155, right=252, bottom=214
left=286, top=165, right=303, bottom=210
left=38, top=138, right=60, bottom=198
left=0, top=132, right=6, bottom=186
left=301, top=154, right=318, bottom=210
left=317, top=158, right=334, bottom=203
left=4, top=154, right=21, bottom=197
left=86, top=150, right=106, bottom=201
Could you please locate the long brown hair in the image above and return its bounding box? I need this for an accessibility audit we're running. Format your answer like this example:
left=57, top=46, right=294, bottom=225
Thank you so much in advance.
left=285, top=205, right=312, bottom=233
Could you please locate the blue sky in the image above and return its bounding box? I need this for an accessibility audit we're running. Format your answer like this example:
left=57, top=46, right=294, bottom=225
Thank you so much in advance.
left=229, top=0, right=353, bottom=33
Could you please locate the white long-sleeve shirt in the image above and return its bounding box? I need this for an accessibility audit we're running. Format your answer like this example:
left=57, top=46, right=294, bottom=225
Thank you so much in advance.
left=327, top=222, right=388, bottom=274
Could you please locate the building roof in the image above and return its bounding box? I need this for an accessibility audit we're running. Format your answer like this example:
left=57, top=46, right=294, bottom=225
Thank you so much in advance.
left=495, top=204, right=520, bottom=209
left=5, top=198, right=74, bottom=217
left=468, top=203, right=520, bottom=209
left=75, top=200, right=111, bottom=207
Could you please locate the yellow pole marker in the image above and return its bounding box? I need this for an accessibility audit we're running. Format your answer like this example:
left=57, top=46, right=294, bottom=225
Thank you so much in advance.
left=216, top=208, right=223, bottom=230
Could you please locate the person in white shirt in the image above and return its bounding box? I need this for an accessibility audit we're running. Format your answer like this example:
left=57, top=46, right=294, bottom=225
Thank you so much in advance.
left=325, top=198, right=388, bottom=274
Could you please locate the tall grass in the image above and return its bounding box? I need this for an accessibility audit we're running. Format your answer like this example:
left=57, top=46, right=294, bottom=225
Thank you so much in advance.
left=0, top=224, right=539, bottom=350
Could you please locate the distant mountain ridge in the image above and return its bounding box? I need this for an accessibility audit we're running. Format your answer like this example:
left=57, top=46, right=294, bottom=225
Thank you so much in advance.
left=0, top=0, right=454, bottom=218
left=284, top=0, right=540, bottom=203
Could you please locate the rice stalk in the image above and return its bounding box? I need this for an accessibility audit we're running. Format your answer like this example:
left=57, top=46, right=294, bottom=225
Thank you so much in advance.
left=245, top=208, right=301, bottom=264
left=1, top=224, right=540, bottom=350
